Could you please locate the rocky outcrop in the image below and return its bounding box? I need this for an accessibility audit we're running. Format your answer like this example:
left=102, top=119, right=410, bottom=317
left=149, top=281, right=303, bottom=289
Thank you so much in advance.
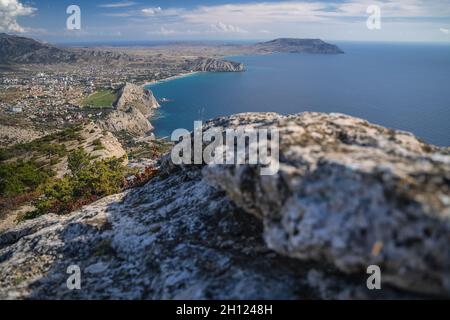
left=100, top=83, right=159, bottom=136
left=0, top=112, right=448, bottom=299
left=101, top=108, right=153, bottom=137
left=185, top=58, right=245, bottom=72
left=253, top=38, right=344, bottom=54
left=115, top=82, right=159, bottom=116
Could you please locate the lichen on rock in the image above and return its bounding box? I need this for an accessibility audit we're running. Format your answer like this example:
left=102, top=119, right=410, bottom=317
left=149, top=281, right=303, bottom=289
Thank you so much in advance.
left=203, top=112, right=450, bottom=296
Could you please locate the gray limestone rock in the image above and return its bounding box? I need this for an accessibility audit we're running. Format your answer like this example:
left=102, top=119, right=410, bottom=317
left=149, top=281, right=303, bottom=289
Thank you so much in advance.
left=0, top=112, right=448, bottom=299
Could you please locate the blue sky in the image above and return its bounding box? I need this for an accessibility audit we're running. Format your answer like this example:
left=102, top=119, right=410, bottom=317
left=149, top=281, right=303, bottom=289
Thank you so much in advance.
left=2, top=0, right=450, bottom=42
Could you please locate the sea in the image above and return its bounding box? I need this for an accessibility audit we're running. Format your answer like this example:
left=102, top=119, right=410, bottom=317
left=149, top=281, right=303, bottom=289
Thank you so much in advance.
left=146, top=42, right=450, bottom=146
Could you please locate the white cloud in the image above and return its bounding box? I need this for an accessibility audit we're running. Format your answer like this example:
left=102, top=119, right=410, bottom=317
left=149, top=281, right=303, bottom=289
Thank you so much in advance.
left=147, top=26, right=195, bottom=36
left=0, top=0, right=35, bottom=32
left=181, top=0, right=450, bottom=27
left=211, top=21, right=246, bottom=33
left=440, top=27, right=450, bottom=34
left=113, top=1, right=450, bottom=31
left=102, top=12, right=133, bottom=17
left=26, top=0, right=450, bottom=42
left=142, top=7, right=163, bottom=16
left=98, top=1, right=137, bottom=8
left=182, top=2, right=330, bottom=25
left=156, top=26, right=175, bottom=35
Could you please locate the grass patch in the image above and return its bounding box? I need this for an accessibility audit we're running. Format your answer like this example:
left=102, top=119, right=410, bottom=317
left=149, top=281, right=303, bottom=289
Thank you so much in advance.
left=83, top=89, right=118, bottom=109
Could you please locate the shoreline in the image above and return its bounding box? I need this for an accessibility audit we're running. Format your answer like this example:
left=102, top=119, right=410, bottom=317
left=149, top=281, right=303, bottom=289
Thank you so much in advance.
left=143, top=71, right=201, bottom=88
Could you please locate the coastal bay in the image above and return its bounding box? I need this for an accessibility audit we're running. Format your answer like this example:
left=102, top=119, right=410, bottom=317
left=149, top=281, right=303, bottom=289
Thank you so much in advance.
left=148, top=42, right=450, bottom=146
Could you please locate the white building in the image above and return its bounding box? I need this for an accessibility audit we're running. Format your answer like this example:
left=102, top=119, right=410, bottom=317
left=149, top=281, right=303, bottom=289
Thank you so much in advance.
left=11, top=106, right=23, bottom=113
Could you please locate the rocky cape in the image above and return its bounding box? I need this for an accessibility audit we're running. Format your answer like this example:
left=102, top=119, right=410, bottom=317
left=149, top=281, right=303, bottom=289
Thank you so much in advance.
left=0, top=112, right=449, bottom=299
left=184, top=57, right=245, bottom=72
left=100, top=83, right=160, bottom=136
left=252, top=38, right=344, bottom=54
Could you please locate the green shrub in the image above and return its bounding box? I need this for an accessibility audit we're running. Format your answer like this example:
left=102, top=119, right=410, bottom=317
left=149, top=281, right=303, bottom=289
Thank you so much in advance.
left=31, top=149, right=126, bottom=218
left=0, top=161, right=53, bottom=197
left=0, top=149, right=8, bottom=161
left=92, top=138, right=105, bottom=151
left=74, top=156, right=125, bottom=197
left=33, top=176, right=75, bottom=215
left=68, top=148, right=91, bottom=174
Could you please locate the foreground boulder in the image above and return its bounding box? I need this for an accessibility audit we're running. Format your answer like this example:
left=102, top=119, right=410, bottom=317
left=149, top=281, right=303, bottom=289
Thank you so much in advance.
left=0, top=112, right=448, bottom=299
left=202, top=112, right=450, bottom=296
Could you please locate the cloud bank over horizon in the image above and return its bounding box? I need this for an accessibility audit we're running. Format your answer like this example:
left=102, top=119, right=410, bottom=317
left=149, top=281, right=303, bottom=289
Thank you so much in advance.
left=3, top=0, right=450, bottom=42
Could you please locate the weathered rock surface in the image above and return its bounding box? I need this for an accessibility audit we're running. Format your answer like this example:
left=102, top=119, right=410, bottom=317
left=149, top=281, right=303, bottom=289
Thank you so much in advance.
left=202, top=112, right=450, bottom=296
left=185, top=58, right=245, bottom=72
left=0, top=112, right=448, bottom=299
left=101, top=106, right=154, bottom=137
left=100, top=83, right=159, bottom=136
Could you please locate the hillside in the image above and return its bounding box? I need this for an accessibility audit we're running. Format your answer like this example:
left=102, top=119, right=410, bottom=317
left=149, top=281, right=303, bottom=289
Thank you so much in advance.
left=0, top=34, right=343, bottom=67
left=0, top=33, right=77, bottom=64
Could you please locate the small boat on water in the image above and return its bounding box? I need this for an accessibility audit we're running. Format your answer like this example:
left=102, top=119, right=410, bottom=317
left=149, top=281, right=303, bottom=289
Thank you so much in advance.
left=159, top=97, right=174, bottom=103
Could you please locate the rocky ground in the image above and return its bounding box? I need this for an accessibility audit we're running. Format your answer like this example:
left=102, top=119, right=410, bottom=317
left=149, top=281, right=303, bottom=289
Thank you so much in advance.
left=0, top=112, right=448, bottom=299
left=0, top=124, right=51, bottom=147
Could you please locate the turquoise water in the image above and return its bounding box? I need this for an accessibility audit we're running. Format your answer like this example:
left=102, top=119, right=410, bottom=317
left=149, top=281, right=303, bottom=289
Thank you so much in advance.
left=147, top=42, right=450, bottom=146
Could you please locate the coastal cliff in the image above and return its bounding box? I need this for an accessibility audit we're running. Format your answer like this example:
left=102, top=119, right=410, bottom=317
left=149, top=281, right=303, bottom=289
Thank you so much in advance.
left=100, top=83, right=159, bottom=136
left=115, top=82, right=159, bottom=117
left=184, top=57, right=245, bottom=72
left=0, top=112, right=448, bottom=299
